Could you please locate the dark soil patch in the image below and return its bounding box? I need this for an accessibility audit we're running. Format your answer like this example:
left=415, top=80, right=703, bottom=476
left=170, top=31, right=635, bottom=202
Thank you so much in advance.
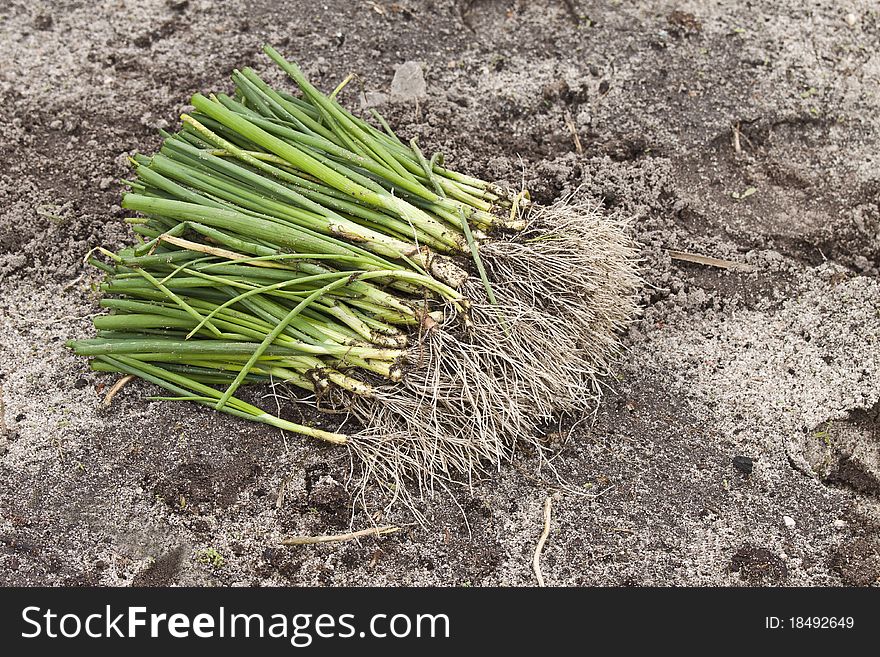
left=730, top=545, right=789, bottom=584
left=830, top=538, right=880, bottom=587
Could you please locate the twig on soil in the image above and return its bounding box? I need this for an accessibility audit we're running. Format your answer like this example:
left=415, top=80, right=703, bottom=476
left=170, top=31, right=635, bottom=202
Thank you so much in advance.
left=564, top=110, right=584, bottom=154
left=103, top=374, right=135, bottom=407
left=275, top=476, right=290, bottom=509
left=532, top=496, right=553, bottom=587
left=281, top=525, right=400, bottom=546
left=0, top=384, right=6, bottom=440
left=668, top=249, right=754, bottom=272
left=731, top=122, right=754, bottom=152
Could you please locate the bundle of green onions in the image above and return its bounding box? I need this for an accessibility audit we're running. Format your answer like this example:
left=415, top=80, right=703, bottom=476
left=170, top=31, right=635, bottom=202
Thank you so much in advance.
left=69, top=45, right=639, bottom=499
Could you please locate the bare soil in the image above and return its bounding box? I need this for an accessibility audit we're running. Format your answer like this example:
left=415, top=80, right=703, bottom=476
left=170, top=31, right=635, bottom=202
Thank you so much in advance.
left=1, top=0, right=879, bottom=586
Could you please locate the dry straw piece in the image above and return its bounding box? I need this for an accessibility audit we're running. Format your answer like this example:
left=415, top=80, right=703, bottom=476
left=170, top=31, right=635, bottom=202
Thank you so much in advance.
left=68, top=45, right=640, bottom=508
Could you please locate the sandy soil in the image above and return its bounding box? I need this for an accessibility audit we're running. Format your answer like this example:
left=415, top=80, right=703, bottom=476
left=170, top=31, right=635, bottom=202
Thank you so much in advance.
left=1, top=0, right=879, bottom=586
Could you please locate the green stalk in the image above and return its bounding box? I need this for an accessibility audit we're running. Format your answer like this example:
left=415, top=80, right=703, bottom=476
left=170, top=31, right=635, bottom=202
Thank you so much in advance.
left=97, top=355, right=347, bottom=444
left=216, top=273, right=366, bottom=408
left=178, top=114, right=457, bottom=253
left=188, top=96, right=463, bottom=249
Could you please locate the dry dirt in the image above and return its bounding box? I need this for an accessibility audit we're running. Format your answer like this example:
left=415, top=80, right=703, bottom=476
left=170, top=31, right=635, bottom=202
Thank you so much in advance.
left=1, top=0, right=879, bottom=586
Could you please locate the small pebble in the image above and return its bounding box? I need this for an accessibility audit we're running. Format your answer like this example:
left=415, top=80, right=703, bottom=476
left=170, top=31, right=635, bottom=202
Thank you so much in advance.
left=99, top=177, right=113, bottom=191
left=845, top=13, right=857, bottom=27
left=732, top=455, right=753, bottom=475
left=34, top=14, right=53, bottom=31
left=833, top=519, right=847, bottom=529
left=391, top=61, right=427, bottom=100
left=783, top=515, right=796, bottom=529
